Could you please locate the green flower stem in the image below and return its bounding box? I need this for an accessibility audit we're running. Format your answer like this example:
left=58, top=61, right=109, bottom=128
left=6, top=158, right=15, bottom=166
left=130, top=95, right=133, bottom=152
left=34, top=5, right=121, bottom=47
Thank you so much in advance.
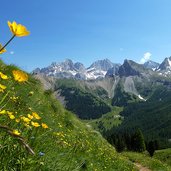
left=0, top=35, right=15, bottom=52
left=0, top=91, right=10, bottom=106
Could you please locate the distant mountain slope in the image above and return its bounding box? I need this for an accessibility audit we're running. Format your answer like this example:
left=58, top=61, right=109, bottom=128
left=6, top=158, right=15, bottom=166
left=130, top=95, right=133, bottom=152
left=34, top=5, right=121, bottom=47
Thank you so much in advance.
left=54, top=79, right=112, bottom=119
left=115, top=87, right=171, bottom=148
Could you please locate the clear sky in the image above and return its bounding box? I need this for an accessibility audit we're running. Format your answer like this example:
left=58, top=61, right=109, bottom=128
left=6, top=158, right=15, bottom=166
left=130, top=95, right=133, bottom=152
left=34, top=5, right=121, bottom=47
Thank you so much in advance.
left=1, top=0, right=171, bottom=71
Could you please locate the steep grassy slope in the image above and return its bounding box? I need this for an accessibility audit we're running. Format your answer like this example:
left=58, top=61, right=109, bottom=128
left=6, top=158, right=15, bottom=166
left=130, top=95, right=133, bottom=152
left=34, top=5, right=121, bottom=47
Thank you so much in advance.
left=0, top=61, right=135, bottom=171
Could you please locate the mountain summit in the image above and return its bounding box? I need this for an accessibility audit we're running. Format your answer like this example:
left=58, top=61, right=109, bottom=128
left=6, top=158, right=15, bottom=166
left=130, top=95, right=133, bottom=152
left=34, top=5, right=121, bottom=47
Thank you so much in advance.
left=88, top=59, right=115, bottom=71
left=33, top=57, right=171, bottom=80
left=118, top=60, right=142, bottom=77
left=158, top=57, right=171, bottom=71
left=143, top=60, right=160, bottom=70
left=33, top=59, right=120, bottom=80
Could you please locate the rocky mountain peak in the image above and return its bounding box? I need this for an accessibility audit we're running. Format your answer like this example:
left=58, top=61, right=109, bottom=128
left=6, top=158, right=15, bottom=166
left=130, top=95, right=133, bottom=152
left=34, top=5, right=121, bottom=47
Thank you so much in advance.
left=158, top=57, right=171, bottom=71
left=118, top=59, right=141, bottom=77
left=60, top=59, right=75, bottom=71
left=74, top=62, right=85, bottom=71
left=88, top=58, right=114, bottom=71
left=32, top=56, right=171, bottom=80
left=143, top=60, right=160, bottom=70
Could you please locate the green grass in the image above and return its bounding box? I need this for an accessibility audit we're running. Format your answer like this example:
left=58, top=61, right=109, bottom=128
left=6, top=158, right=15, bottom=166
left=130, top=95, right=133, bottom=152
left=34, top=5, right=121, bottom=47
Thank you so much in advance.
left=122, top=151, right=171, bottom=171
left=0, top=61, right=135, bottom=170
left=154, top=148, right=171, bottom=166
left=85, top=107, right=123, bottom=133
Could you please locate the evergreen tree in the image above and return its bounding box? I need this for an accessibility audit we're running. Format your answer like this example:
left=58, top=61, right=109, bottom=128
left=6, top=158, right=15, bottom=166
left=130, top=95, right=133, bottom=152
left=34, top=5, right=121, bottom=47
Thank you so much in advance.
left=131, top=129, right=146, bottom=152
left=147, top=141, right=155, bottom=157
left=124, top=133, right=132, bottom=150
left=115, top=136, right=125, bottom=152
left=154, top=140, right=159, bottom=150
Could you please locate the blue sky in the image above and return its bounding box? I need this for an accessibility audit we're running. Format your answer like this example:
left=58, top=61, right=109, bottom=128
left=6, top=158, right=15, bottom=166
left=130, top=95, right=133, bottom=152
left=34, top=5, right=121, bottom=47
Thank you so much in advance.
left=1, top=0, right=171, bottom=71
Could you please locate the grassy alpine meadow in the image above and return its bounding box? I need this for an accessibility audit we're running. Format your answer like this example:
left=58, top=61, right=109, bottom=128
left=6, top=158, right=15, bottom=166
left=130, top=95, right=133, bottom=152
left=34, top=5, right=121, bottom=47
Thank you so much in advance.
left=0, top=60, right=136, bottom=170
left=85, top=107, right=123, bottom=134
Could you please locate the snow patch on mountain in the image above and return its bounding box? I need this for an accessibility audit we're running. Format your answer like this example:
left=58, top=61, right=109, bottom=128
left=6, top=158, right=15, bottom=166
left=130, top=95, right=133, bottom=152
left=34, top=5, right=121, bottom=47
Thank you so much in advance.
left=86, top=70, right=107, bottom=80
left=167, top=58, right=171, bottom=68
left=138, top=94, right=146, bottom=101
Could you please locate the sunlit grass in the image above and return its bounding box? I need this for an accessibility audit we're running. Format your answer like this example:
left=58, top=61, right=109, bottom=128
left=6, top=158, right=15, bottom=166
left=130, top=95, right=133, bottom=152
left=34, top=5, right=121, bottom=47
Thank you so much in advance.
left=122, top=151, right=171, bottom=171
left=0, top=61, right=135, bottom=170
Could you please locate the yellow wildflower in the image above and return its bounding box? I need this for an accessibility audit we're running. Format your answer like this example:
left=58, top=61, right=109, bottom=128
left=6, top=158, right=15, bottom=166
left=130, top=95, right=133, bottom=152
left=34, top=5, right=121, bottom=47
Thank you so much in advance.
left=41, top=123, right=48, bottom=129
left=32, top=112, right=41, bottom=120
left=0, top=110, right=6, bottom=114
left=10, top=96, right=18, bottom=102
left=31, top=121, right=40, bottom=127
left=13, top=129, right=20, bottom=136
left=9, top=114, right=15, bottom=120
left=12, top=70, right=28, bottom=82
left=0, top=84, right=6, bottom=90
left=0, top=44, right=6, bottom=54
left=15, top=118, right=20, bottom=123
left=8, top=21, right=30, bottom=37
left=24, top=123, right=31, bottom=128
left=21, top=116, right=30, bottom=123
left=0, top=72, right=8, bottom=79
left=7, top=111, right=13, bottom=115
left=28, top=114, right=33, bottom=119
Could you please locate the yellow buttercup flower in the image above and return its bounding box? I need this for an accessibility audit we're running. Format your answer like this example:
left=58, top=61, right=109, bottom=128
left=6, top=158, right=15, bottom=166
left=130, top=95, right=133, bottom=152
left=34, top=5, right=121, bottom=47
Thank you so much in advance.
left=15, top=118, right=20, bottom=123
left=12, top=70, right=28, bottom=82
left=0, top=84, right=6, bottom=89
left=28, top=114, right=33, bottom=119
left=21, top=116, right=30, bottom=123
left=13, top=129, right=21, bottom=136
left=8, top=21, right=30, bottom=37
left=0, top=72, right=8, bottom=79
left=32, top=112, right=41, bottom=120
left=9, top=114, right=15, bottom=120
left=0, top=83, right=6, bottom=92
left=0, top=44, right=6, bottom=54
left=0, top=110, right=7, bottom=115
left=41, top=123, right=48, bottom=129
left=24, top=123, right=31, bottom=128
left=31, top=121, right=40, bottom=127
left=7, top=111, right=13, bottom=115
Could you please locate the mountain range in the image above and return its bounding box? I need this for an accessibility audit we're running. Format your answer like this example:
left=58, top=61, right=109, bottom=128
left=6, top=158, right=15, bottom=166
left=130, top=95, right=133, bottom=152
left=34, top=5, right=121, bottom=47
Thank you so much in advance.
left=33, top=56, right=171, bottom=148
left=33, top=57, right=171, bottom=80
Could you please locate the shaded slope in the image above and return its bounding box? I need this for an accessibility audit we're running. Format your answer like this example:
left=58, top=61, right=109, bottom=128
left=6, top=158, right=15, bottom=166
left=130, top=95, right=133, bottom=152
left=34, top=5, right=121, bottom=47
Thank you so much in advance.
left=116, top=87, right=171, bottom=148
left=54, top=79, right=112, bottom=119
